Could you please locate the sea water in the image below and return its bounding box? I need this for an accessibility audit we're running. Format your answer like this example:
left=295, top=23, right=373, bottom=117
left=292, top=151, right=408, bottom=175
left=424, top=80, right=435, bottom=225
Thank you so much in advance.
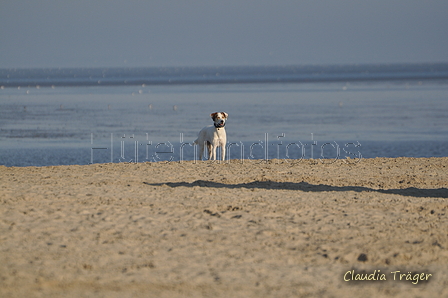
left=1, top=66, right=447, bottom=166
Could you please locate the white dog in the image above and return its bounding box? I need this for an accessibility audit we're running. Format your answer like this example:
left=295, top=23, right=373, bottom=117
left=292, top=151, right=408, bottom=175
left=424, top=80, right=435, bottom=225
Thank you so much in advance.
left=194, top=112, right=228, bottom=161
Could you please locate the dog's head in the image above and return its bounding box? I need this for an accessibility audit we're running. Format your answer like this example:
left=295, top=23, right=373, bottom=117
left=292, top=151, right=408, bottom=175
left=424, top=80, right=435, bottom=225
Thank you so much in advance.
left=211, top=112, right=228, bottom=128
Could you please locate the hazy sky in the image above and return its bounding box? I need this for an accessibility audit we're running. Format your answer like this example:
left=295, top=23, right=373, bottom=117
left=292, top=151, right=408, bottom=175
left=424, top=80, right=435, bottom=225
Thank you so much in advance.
left=1, top=0, right=447, bottom=68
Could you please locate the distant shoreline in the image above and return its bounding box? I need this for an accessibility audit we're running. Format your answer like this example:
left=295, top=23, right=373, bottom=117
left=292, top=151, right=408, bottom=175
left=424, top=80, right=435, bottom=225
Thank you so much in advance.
left=1, top=140, right=448, bottom=167
left=2, top=63, right=448, bottom=87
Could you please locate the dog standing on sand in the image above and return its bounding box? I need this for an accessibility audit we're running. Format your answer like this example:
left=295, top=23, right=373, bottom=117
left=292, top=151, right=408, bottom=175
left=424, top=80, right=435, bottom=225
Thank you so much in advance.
left=194, top=112, right=228, bottom=161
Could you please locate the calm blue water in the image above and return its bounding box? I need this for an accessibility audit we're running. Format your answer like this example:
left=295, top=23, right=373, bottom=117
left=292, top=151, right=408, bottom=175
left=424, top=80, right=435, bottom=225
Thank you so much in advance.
left=1, top=65, right=448, bottom=166
left=2, top=64, right=448, bottom=87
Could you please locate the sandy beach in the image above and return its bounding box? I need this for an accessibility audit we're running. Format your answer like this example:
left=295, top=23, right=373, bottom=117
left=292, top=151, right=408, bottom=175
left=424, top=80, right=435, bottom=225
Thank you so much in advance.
left=1, top=157, right=447, bottom=297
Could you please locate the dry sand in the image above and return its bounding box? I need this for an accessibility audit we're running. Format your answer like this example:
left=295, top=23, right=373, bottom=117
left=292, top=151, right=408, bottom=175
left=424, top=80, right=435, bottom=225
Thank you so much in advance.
left=1, top=157, right=447, bottom=297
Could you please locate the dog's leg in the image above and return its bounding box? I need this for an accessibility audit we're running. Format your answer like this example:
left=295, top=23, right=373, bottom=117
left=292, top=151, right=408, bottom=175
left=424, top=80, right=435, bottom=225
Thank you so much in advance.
left=211, top=145, right=218, bottom=161
left=207, top=142, right=213, bottom=160
left=198, top=141, right=204, bottom=160
left=221, top=145, right=226, bottom=161
left=207, top=142, right=214, bottom=160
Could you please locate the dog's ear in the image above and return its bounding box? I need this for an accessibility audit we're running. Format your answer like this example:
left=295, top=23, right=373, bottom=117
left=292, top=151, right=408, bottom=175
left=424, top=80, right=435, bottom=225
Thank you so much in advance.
left=210, top=112, right=217, bottom=120
left=221, top=112, right=228, bottom=119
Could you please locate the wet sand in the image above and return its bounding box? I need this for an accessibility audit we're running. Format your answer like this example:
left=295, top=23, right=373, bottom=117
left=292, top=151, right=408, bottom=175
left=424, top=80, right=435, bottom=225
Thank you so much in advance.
left=1, top=157, right=447, bottom=297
